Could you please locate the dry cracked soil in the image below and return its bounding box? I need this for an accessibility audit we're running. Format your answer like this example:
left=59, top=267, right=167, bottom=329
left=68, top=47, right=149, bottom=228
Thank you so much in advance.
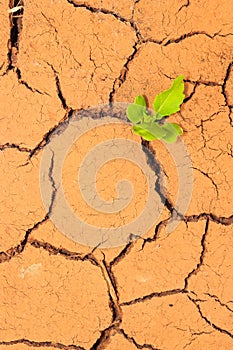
left=0, top=0, right=233, bottom=349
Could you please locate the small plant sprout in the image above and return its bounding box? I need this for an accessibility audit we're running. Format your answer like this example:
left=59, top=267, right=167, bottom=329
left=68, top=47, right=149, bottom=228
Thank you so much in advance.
left=126, top=75, right=185, bottom=143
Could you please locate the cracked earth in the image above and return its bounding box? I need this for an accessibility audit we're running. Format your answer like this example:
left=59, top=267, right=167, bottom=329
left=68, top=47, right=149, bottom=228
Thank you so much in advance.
left=0, top=0, right=233, bottom=349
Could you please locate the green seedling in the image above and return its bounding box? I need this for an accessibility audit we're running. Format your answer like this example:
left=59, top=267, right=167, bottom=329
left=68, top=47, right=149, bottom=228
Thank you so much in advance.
left=126, top=75, right=185, bottom=143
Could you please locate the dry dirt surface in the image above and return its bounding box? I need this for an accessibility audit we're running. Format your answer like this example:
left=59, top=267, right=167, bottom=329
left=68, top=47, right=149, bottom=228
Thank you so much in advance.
left=0, top=0, right=233, bottom=349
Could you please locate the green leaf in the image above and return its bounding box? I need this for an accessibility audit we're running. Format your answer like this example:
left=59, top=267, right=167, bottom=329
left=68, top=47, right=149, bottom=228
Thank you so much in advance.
left=161, top=122, right=183, bottom=144
left=126, top=104, right=145, bottom=123
left=133, top=122, right=166, bottom=141
left=153, top=75, right=185, bottom=117
left=143, top=111, right=153, bottom=123
left=169, top=123, right=183, bottom=135
left=152, top=112, right=163, bottom=121
left=134, top=95, right=147, bottom=107
left=133, top=125, right=157, bottom=141
left=142, top=123, right=166, bottom=139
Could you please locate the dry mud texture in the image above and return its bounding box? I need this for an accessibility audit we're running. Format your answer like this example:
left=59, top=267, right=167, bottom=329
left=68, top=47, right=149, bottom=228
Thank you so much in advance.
left=0, top=0, right=233, bottom=349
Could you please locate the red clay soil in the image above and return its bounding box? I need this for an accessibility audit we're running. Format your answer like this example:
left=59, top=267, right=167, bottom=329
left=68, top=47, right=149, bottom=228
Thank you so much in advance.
left=0, top=0, right=233, bottom=349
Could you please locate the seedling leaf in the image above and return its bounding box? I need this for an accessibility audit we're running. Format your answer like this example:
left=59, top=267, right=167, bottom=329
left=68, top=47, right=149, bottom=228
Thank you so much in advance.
left=133, top=122, right=166, bottom=141
left=143, top=111, right=153, bottom=123
left=133, top=125, right=157, bottom=141
left=153, top=75, right=185, bottom=117
left=161, top=123, right=183, bottom=143
left=169, top=123, right=183, bottom=135
left=126, top=104, right=145, bottom=123
left=128, top=75, right=185, bottom=143
left=134, top=95, right=146, bottom=107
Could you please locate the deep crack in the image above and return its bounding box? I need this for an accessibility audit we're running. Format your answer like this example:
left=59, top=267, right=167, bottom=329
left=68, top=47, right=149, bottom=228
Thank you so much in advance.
left=183, top=81, right=199, bottom=103
left=222, top=61, right=233, bottom=107
left=0, top=215, right=48, bottom=264
left=176, top=0, right=190, bottom=14
left=140, top=138, right=179, bottom=217
left=46, top=62, right=70, bottom=110
left=7, top=0, right=24, bottom=69
left=184, top=219, right=209, bottom=290
left=28, top=108, right=74, bottom=159
left=29, top=239, right=99, bottom=266
left=101, top=256, right=122, bottom=323
left=141, top=217, right=171, bottom=249
left=15, top=67, right=47, bottom=94
left=110, top=241, right=135, bottom=266
left=120, top=288, right=186, bottom=306
left=184, top=213, right=233, bottom=225
left=66, top=0, right=133, bottom=25
left=0, top=142, right=31, bottom=153
left=0, top=339, right=85, bottom=349
left=163, top=30, right=222, bottom=46
left=89, top=324, right=116, bottom=350
left=109, top=41, right=140, bottom=103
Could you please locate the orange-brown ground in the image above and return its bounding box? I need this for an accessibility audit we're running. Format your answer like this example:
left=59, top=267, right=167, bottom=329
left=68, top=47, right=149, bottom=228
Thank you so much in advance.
left=0, top=0, right=233, bottom=349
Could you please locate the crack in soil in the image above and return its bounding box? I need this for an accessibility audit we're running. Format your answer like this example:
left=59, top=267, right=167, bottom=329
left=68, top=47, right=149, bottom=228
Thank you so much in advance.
left=222, top=61, right=233, bottom=106
left=46, top=62, right=70, bottom=111
left=162, top=30, right=223, bottom=46
left=109, top=41, right=140, bottom=103
left=15, top=67, right=48, bottom=94
left=120, top=288, right=186, bottom=307
left=0, top=142, right=31, bottom=153
left=183, top=78, right=222, bottom=87
left=48, top=150, right=57, bottom=215
left=204, top=293, right=233, bottom=313
left=66, top=0, right=135, bottom=25
left=87, top=256, right=123, bottom=349
left=162, top=31, right=233, bottom=47
left=188, top=296, right=233, bottom=339
left=184, top=219, right=209, bottom=290
left=110, top=241, right=135, bottom=266
left=131, top=0, right=141, bottom=21
left=176, top=0, right=190, bottom=14
left=29, top=238, right=99, bottom=266
left=119, top=328, right=160, bottom=350
left=141, top=216, right=173, bottom=249
left=222, top=61, right=233, bottom=126
left=184, top=212, right=233, bottom=225
left=101, top=256, right=122, bottom=323
left=0, top=338, right=85, bottom=349
left=89, top=324, right=117, bottom=350
left=183, top=81, right=199, bottom=104
left=28, top=108, right=74, bottom=160
left=162, top=73, right=222, bottom=88
left=0, top=215, right=49, bottom=264
left=140, top=139, right=174, bottom=214
left=192, top=167, right=219, bottom=198
left=7, top=0, right=24, bottom=70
